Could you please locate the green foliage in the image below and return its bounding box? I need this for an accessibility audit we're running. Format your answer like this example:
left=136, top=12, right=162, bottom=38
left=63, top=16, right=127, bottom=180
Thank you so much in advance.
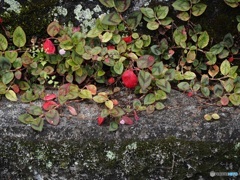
left=0, top=0, right=239, bottom=131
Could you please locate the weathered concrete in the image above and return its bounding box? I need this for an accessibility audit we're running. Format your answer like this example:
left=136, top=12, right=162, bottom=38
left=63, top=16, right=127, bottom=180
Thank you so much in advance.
left=0, top=89, right=240, bottom=179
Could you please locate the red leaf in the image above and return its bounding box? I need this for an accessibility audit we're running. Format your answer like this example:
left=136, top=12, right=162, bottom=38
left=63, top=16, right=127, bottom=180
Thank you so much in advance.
left=43, top=39, right=55, bottom=54
left=122, top=36, right=132, bottom=43
left=68, top=106, right=78, bottom=116
left=98, top=116, right=105, bottom=126
left=11, top=84, right=20, bottom=93
left=43, top=94, right=57, bottom=101
left=58, top=83, right=71, bottom=96
left=121, top=116, right=133, bottom=125
left=221, top=96, right=229, bottom=106
left=122, top=69, right=138, bottom=89
left=107, top=45, right=115, bottom=50
left=42, top=101, right=59, bottom=111
left=0, top=18, right=3, bottom=24
left=134, top=110, right=140, bottom=121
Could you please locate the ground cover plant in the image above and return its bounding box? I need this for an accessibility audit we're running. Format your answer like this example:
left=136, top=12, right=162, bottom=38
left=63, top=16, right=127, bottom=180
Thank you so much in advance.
left=0, top=0, right=239, bottom=131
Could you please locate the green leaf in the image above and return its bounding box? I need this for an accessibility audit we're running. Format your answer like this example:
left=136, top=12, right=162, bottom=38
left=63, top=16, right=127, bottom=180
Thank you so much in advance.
left=140, top=7, right=155, bottom=18
left=87, top=28, right=102, bottom=38
left=155, top=102, right=165, bottom=110
left=115, top=0, right=131, bottom=12
left=135, top=39, right=144, bottom=49
left=192, top=3, right=207, bottom=16
left=138, top=70, right=152, bottom=91
left=19, top=81, right=30, bottom=90
left=0, top=34, right=8, bottom=51
left=223, top=33, right=234, bottom=48
left=220, top=60, right=230, bottom=76
left=20, top=90, right=38, bottom=103
left=45, top=109, right=60, bottom=126
left=0, top=57, right=11, bottom=70
left=155, top=6, right=169, bottom=19
left=210, top=44, right=224, bottom=55
left=201, top=86, right=210, bottom=97
left=105, top=100, right=114, bottom=110
left=137, top=55, right=155, bottom=69
left=144, top=93, right=156, bottom=105
left=114, top=61, right=124, bottom=75
left=31, top=117, right=44, bottom=132
left=117, top=40, right=127, bottom=54
left=147, top=21, right=159, bottom=30
left=99, top=0, right=115, bottom=7
left=102, top=12, right=122, bottom=26
left=79, top=89, right=93, bottom=99
left=173, top=26, right=187, bottom=48
left=229, top=93, right=240, bottom=106
left=164, top=69, right=175, bottom=81
left=47, top=21, right=60, bottom=37
left=126, top=11, right=143, bottom=29
left=221, top=79, right=234, bottom=93
left=206, top=52, right=217, bottom=65
left=2, top=71, right=14, bottom=84
left=0, top=82, right=7, bottom=94
left=218, top=49, right=229, bottom=59
left=101, top=32, right=113, bottom=43
left=93, top=94, right=108, bottom=103
left=109, top=107, right=125, bottom=117
left=154, top=90, right=167, bottom=100
left=156, top=79, right=171, bottom=93
left=172, top=0, right=191, bottom=11
left=28, top=105, right=43, bottom=116
left=18, top=113, right=34, bottom=124
left=201, top=74, right=209, bottom=86
left=133, top=99, right=142, bottom=109
left=213, top=84, right=224, bottom=97
left=184, top=71, right=196, bottom=80
left=5, top=90, right=18, bottom=101
left=5, top=51, right=18, bottom=63
left=109, top=121, right=118, bottom=132
left=13, top=26, right=26, bottom=47
left=177, top=12, right=190, bottom=21
left=177, top=82, right=190, bottom=91
left=197, top=31, right=209, bottom=48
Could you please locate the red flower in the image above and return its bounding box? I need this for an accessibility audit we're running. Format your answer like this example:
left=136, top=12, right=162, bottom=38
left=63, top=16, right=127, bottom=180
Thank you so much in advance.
left=107, top=77, right=115, bottom=84
left=122, top=69, right=138, bottom=89
left=98, top=116, right=105, bottom=125
left=43, top=39, right=55, bottom=54
left=122, top=36, right=132, bottom=43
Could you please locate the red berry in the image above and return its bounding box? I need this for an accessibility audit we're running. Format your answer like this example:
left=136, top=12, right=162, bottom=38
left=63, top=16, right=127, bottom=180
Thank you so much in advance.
left=122, top=69, right=138, bottom=89
left=108, top=77, right=115, bottom=84
left=228, top=56, right=234, bottom=63
left=187, top=91, right=194, bottom=97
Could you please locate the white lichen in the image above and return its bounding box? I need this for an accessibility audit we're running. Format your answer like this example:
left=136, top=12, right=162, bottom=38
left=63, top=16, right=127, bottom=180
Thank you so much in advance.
left=52, top=6, right=68, bottom=17
left=74, top=4, right=98, bottom=33
left=4, top=0, right=22, bottom=14
left=106, top=151, right=116, bottom=160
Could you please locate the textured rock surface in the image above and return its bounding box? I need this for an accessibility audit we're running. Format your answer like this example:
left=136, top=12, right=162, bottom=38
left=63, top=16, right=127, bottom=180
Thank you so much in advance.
left=0, top=89, right=240, bottom=179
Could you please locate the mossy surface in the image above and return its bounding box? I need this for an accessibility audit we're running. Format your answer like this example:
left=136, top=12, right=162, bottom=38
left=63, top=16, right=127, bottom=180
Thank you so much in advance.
left=1, top=137, right=239, bottom=179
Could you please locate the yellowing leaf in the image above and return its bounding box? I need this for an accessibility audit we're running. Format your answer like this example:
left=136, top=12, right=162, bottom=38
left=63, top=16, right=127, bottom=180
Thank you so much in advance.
left=220, top=60, right=230, bottom=76
left=5, top=90, right=18, bottom=101
left=105, top=100, right=114, bottom=109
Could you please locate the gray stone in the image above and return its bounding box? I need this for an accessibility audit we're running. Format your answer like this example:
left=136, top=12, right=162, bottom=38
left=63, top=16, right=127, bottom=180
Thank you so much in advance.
left=0, top=89, right=240, bottom=179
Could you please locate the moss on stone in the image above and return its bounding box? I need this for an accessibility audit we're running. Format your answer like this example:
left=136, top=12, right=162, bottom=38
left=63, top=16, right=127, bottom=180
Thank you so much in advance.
left=1, top=137, right=239, bottom=178
left=1, top=0, right=59, bottom=38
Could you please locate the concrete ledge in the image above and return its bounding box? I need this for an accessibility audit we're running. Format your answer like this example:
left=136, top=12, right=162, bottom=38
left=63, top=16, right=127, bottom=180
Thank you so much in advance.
left=0, top=90, right=240, bottom=179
